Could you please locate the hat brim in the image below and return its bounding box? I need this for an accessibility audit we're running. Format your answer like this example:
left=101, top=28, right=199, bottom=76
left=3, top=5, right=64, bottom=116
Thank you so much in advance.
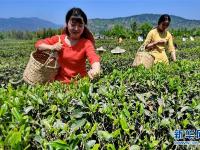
left=97, top=48, right=106, bottom=51
left=111, top=49, right=126, bottom=54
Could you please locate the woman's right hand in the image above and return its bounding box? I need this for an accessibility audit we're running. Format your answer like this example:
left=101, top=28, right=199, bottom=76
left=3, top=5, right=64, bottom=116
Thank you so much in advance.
left=156, top=39, right=167, bottom=45
left=51, top=42, right=63, bottom=52
left=146, top=39, right=167, bottom=51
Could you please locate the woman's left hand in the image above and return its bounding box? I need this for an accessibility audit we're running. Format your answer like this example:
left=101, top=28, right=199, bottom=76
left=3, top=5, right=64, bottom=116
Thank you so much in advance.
left=88, top=62, right=101, bottom=80
left=171, top=51, right=176, bottom=61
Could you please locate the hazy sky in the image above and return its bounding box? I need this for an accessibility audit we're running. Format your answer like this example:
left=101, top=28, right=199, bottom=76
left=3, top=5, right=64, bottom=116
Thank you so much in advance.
left=0, top=0, right=200, bottom=24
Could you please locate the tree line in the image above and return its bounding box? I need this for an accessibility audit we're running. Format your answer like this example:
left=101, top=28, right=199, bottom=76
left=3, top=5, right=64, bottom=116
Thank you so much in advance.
left=101, top=22, right=200, bottom=39
left=0, top=22, right=200, bottom=40
left=0, top=28, right=62, bottom=40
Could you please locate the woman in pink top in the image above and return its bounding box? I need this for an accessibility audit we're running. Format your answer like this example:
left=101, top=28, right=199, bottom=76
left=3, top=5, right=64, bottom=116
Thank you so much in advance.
left=35, top=8, right=101, bottom=84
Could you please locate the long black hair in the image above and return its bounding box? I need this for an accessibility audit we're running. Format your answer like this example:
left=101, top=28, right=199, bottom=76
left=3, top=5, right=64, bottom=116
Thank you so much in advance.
left=158, top=14, right=171, bottom=25
left=63, top=7, right=95, bottom=44
left=65, top=7, right=87, bottom=25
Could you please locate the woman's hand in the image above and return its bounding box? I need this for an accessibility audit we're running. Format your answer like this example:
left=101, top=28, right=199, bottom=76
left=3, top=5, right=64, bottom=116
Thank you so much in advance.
left=51, top=42, right=63, bottom=52
left=171, top=51, right=176, bottom=61
left=88, top=62, right=101, bottom=80
left=156, top=39, right=167, bottom=45
left=145, top=39, right=167, bottom=51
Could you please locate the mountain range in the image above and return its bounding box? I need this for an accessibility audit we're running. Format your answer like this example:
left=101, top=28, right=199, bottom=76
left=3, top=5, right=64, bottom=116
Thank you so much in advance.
left=0, top=14, right=200, bottom=33
left=0, top=17, right=60, bottom=31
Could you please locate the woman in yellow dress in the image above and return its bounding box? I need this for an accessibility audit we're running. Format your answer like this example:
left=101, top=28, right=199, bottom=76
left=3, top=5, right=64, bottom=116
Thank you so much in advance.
left=143, top=14, right=176, bottom=64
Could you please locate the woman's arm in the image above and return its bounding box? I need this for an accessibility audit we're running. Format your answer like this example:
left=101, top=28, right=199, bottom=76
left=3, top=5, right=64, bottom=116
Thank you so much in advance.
left=145, top=41, right=157, bottom=50
left=145, top=39, right=167, bottom=51
left=36, top=43, right=62, bottom=52
left=35, top=35, right=62, bottom=52
left=143, top=30, right=165, bottom=51
left=85, top=41, right=101, bottom=80
left=168, top=33, right=176, bottom=61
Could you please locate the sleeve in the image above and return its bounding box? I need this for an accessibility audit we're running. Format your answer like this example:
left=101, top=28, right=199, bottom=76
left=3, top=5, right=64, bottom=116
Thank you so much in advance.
left=85, top=40, right=100, bottom=65
left=168, top=33, right=175, bottom=52
left=35, top=35, right=60, bottom=48
left=143, top=30, right=153, bottom=47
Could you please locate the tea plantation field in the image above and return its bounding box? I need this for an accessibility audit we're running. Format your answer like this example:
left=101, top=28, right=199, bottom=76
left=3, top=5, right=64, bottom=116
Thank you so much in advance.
left=0, top=37, right=199, bottom=149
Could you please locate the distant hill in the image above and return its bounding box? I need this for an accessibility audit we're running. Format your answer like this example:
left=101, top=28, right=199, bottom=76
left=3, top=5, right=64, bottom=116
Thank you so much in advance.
left=1, top=14, right=200, bottom=33
left=0, top=17, right=60, bottom=31
left=88, top=14, right=200, bottom=33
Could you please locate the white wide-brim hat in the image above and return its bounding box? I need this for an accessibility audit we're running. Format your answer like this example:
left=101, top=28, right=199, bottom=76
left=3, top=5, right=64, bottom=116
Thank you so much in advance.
left=111, top=46, right=126, bottom=54
left=96, top=46, right=106, bottom=52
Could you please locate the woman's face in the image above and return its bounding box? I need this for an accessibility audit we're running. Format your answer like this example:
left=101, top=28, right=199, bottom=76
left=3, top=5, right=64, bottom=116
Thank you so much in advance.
left=67, top=18, right=85, bottom=40
left=158, top=20, right=169, bottom=32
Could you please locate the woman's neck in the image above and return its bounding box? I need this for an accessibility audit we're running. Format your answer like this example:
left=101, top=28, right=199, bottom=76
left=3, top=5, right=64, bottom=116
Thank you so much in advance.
left=65, top=36, right=80, bottom=46
left=157, top=27, right=165, bottom=33
left=67, top=35, right=80, bottom=41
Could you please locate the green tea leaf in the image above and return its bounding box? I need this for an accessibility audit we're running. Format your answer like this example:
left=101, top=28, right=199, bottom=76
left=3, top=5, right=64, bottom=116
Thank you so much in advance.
left=0, top=103, right=8, bottom=116
left=97, top=131, right=113, bottom=141
left=24, top=106, right=34, bottom=114
left=11, top=107, right=22, bottom=122
left=71, top=119, right=86, bottom=131
left=112, top=129, right=121, bottom=138
left=92, top=144, right=100, bottom=150
left=86, top=140, right=96, bottom=149
left=160, top=118, right=170, bottom=127
left=5, top=131, right=21, bottom=147
left=106, top=144, right=116, bottom=150
left=158, top=106, right=163, bottom=117
left=48, top=140, right=68, bottom=150
left=85, top=123, right=97, bottom=140
left=130, top=145, right=140, bottom=150
left=120, top=113, right=129, bottom=134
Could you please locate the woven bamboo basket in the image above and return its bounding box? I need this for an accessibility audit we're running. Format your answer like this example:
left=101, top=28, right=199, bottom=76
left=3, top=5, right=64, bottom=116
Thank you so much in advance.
left=23, top=50, right=59, bottom=85
left=132, top=45, right=154, bottom=69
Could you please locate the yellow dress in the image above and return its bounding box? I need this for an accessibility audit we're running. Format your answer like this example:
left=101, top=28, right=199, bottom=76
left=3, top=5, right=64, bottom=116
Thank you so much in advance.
left=143, top=28, right=175, bottom=64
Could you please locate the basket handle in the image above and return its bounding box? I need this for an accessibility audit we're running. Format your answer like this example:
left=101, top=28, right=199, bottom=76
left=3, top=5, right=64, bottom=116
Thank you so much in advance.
left=43, top=35, right=61, bottom=68
left=137, top=44, right=146, bottom=52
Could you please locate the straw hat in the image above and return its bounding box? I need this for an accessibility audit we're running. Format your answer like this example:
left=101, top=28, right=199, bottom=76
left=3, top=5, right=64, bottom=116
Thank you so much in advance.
left=96, top=46, right=106, bottom=52
left=111, top=46, right=126, bottom=54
